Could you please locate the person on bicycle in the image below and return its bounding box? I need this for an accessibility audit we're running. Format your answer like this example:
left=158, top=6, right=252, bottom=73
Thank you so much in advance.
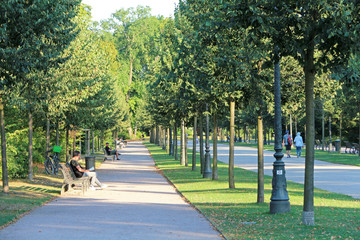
left=69, top=151, right=107, bottom=191
left=105, top=142, right=120, bottom=160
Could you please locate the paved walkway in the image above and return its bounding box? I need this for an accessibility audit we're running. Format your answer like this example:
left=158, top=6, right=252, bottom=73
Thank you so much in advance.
left=0, top=142, right=221, bottom=240
left=189, top=141, right=360, bottom=199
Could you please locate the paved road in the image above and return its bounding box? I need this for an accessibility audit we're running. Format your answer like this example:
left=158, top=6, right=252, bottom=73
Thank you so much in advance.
left=189, top=141, right=360, bottom=199
left=0, top=142, right=221, bottom=240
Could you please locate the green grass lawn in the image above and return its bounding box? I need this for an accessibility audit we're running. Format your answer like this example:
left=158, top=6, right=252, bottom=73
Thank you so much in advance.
left=145, top=142, right=360, bottom=239
left=0, top=152, right=105, bottom=229
left=214, top=141, right=360, bottom=166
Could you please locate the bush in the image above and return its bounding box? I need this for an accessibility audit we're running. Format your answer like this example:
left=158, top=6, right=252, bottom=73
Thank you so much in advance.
left=0, top=127, right=46, bottom=179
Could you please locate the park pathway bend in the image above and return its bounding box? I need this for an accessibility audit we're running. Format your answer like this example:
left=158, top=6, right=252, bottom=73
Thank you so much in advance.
left=189, top=141, right=360, bottom=199
left=0, top=142, right=221, bottom=240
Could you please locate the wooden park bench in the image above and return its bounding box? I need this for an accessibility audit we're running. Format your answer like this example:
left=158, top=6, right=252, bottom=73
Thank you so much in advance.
left=344, top=141, right=354, bottom=153
left=59, top=163, right=90, bottom=195
left=103, top=148, right=115, bottom=161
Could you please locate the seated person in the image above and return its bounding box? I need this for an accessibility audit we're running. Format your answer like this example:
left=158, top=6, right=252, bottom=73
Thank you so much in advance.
left=105, top=142, right=120, bottom=160
left=69, top=151, right=107, bottom=191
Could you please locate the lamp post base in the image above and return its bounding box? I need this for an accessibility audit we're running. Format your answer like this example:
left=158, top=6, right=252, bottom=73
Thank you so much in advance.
left=203, top=151, right=212, bottom=178
left=203, top=170, right=212, bottom=178
left=270, top=200, right=290, bottom=214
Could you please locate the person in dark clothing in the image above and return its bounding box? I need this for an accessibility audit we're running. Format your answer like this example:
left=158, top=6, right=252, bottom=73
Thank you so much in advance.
left=105, top=142, right=120, bottom=160
left=70, top=151, right=107, bottom=190
left=282, top=130, right=292, bottom=158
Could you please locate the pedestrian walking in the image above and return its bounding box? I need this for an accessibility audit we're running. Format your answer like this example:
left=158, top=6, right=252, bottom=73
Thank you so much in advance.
left=282, top=130, right=292, bottom=158
left=294, top=132, right=304, bottom=158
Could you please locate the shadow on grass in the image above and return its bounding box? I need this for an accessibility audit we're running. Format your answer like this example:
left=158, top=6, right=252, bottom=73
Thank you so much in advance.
left=145, top=142, right=360, bottom=239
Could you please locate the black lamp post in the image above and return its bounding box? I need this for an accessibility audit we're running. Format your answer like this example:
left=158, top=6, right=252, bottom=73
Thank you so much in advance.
left=203, top=104, right=212, bottom=178
left=270, top=48, right=290, bottom=214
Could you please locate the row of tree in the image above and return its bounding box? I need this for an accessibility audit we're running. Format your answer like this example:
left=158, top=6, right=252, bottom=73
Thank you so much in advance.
left=2, top=0, right=360, bottom=228
left=146, top=0, right=360, bottom=226
left=1, top=3, right=130, bottom=191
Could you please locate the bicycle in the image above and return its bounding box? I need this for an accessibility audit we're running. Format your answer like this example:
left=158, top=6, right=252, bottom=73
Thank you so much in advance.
left=44, top=146, right=61, bottom=175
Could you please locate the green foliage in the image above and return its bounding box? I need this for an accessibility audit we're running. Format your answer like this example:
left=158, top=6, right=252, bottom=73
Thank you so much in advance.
left=146, top=142, right=360, bottom=239
left=0, top=126, right=47, bottom=179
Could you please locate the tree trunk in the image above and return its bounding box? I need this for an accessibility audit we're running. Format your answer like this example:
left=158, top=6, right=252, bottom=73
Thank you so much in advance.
left=46, top=118, right=50, bottom=152
left=257, top=116, right=264, bottom=203
left=358, top=103, right=360, bottom=156
left=158, top=126, right=162, bottom=146
left=213, top=113, right=218, bottom=180
left=199, top=114, right=205, bottom=174
left=295, top=115, right=298, bottom=135
left=180, top=120, right=185, bottom=165
left=174, top=124, right=178, bottom=161
left=154, top=126, right=158, bottom=144
left=185, top=125, right=188, bottom=166
left=339, top=115, right=342, bottom=153
left=322, top=105, right=325, bottom=151
left=358, top=119, right=360, bottom=157
left=169, top=127, right=173, bottom=155
left=84, top=132, right=87, bottom=155
left=229, top=99, right=235, bottom=189
left=303, top=43, right=316, bottom=226
left=243, top=126, right=246, bottom=143
left=87, top=131, right=90, bottom=156
left=289, top=113, right=293, bottom=141
left=66, top=127, right=69, bottom=162
left=192, top=115, right=197, bottom=171
left=166, top=128, right=169, bottom=153
left=28, top=109, right=33, bottom=180
left=162, top=128, right=166, bottom=150
left=97, top=134, right=100, bottom=151
left=220, top=127, right=223, bottom=142
left=92, top=130, right=95, bottom=154
left=73, top=131, right=76, bottom=153
left=79, top=133, right=82, bottom=155
left=328, top=116, right=332, bottom=152
left=128, top=126, right=133, bottom=140
left=150, top=128, right=153, bottom=143
left=127, top=59, right=133, bottom=102
left=0, top=98, right=9, bottom=193
left=56, top=121, right=59, bottom=146
left=100, top=130, right=104, bottom=149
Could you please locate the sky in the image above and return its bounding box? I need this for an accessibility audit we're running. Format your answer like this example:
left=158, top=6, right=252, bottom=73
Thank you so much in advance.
left=82, top=0, right=178, bottom=22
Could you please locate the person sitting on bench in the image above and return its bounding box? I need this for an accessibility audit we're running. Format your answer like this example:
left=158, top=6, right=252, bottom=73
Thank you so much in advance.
left=105, top=142, right=120, bottom=160
left=69, top=151, right=107, bottom=191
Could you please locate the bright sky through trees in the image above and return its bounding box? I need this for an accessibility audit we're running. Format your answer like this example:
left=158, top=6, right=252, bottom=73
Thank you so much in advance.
left=82, top=0, right=177, bottom=21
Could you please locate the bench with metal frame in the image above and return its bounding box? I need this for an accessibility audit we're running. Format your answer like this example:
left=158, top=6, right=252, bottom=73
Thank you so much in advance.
left=103, top=148, right=116, bottom=161
left=59, top=163, right=90, bottom=195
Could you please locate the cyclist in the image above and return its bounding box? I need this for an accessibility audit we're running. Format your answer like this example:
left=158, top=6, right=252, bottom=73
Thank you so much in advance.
left=69, top=151, right=107, bottom=191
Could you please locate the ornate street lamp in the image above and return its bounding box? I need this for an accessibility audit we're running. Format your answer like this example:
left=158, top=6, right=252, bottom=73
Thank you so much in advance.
left=203, top=104, right=212, bottom=178
left=270, top=48, right=290, bottom=214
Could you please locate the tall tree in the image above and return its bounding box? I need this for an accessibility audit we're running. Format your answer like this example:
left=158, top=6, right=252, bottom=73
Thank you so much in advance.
left=1, top=0, right=81, bottom=183
left=246, top=0, right=360, bottom=225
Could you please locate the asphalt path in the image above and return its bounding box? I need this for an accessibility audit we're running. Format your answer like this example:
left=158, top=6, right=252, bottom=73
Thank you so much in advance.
left=0, top=142, right=221, bottom=240
left=188, top=141, right=360, bottom=199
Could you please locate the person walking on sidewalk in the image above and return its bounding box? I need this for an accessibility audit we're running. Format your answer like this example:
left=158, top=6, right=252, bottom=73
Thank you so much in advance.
left=294, top=132, right=304, bottom=158
left=282, top=130, right=292, bottom=158
left=70, top=151, right=107, bottom=190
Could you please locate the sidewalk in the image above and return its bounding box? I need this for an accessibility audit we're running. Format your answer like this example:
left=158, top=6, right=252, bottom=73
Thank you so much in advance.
left=188, top=141, right=360, bottom=199
left=0, top=142, right=221, bottom=240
